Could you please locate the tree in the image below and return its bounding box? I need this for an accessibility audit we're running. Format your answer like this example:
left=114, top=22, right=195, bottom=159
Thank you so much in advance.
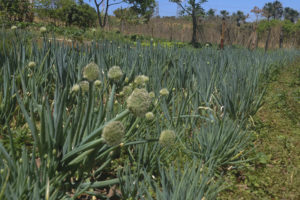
left=125, top=0, right=156, bottom=22
left=262, top=1, right=283, bottom=51
left=206, top=8, right=215, bottom=18
left=35, top=0, right=73, bottom=23
left=92, top=0, right=155, bottom=28
left=250, top=6, right=262, bottom=49
left=272, top=0, right=283, bottom=19
left=92, top=0, right=123, bottom=28
left=251, top=6, right=262, bottom=22
left=232, top=10, right=247, bottom=26
left=262, top=1, right=283, bottom=20
left=170, top=0, right=207, bottom=46
left=220, top=10, right=229, bottom=18
left=0, top=0, right=33, bottom=22
left=114, top=7, right=138, bottom=32
left=262, top=2, right=273, bottom=20
left=62, top=3, right=97, bottom=28
left=284, top=7, right=299, bottom=23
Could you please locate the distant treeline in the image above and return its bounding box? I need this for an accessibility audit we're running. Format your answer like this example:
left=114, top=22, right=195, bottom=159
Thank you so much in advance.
left=1, top=0, right=299, bottom=49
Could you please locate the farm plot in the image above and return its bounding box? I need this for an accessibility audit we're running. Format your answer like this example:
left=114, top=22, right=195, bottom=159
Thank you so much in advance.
left=0, top=30, right=299, bottom=199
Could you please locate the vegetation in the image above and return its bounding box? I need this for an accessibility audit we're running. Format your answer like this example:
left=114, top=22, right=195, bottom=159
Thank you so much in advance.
left=220, top=59, right=300, bottom=199
left=0, top=27, right=299, bottom=199
left=170, top=0, right=207, bottom=46
left=0, top=0, right=300, bottom=199
left=92, top=0, right=156, bottom=28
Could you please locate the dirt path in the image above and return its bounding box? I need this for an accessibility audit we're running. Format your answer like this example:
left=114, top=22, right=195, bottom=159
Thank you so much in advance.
left=219, top=61, right=300, bottom=199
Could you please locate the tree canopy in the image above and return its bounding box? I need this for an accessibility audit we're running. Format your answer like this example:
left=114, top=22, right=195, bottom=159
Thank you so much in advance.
left=263, top=1, right=283, bottom=20
left=284, top=7, right=299, bottom=23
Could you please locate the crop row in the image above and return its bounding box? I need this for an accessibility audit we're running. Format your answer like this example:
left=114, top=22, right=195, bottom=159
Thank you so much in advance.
left=0, top=30, right=299, bottom=199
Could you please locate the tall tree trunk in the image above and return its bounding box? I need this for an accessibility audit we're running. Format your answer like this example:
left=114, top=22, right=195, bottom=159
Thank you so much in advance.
left=120, top=19, right=124, bottom=33
left=191, top=7, right=197, bottom=46
left=265, top=18, right=271, bottom=52
left=170, top=23, right=173, bottom=41
left=265, top=27, right=271, bottom=52
left=95, top=0, right=109, bottom=28
left=279, top=26, right=283, bottom=48
left=256, top=31, right=259, bottom=49
left=247, top=24, right=258, bottom=50
left=220, top=18, right=226, bottom=50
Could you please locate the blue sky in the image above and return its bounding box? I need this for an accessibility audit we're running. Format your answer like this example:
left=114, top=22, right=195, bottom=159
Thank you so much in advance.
left=85, top=0, right=300, bottom=20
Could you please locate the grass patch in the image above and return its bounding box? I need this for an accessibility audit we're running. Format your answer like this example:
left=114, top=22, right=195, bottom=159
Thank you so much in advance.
left=219, top=60, right=300, bottom=199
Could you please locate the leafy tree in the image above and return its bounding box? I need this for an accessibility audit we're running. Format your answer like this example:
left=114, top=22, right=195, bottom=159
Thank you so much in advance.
left=0, top=0, right=33, bottom=22
left=125, top=0, right=156, bottom=22
left=36, top=0, right=97, bottom=28
left=220, top=10, right=229, bottom=18
left=232, top=10, right=247, bottom=26
left=272, top=0, right=283, bottom=19
left=35, top=0, right=73, bottom=22
left=67, top=3, right=97, bottom=28
left=284, top=7, right=299, bottom=23
left=92, top=0, right=155, bottom=28
left=114, top=7, right=139, bottom=32
left=92, top=0, right=123, bottom=28
left=263, top=1, right=283, bottom=20
left=262, top=2, right=273, bottom=20
left=262, top=1, right=283, bottom=51
left=251, top=6, right=262, bottom=22
left=206, top=8, right=215, bottom=18
left=170, top=0, right=207, bottom=46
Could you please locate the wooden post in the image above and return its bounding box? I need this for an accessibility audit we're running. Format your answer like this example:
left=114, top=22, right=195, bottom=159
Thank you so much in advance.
left=220, top=17, right=226, bottom=50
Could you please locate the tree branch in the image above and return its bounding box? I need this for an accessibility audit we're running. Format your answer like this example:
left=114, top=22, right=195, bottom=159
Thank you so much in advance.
left=108, top=1, right=123, bottom=7
left=94, top=0, right=105, bottom=7
left=176, top=2, right=191, bottom=15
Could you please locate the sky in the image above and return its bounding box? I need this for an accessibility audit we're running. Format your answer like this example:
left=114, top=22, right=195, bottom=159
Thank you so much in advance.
left=85, top=0, right=300, bottom=21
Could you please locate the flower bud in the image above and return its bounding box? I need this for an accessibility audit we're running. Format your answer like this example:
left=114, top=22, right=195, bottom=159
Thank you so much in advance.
left=127, top=88, right=151, bottom=117
left=71, top=84, right=80, bottom=93
left=134, top=75, right=149, bottom=86
left=79, top=81, right=89, bottom=93
left=102, top=121, right=125, bottom=146
left=125, top=77, right=129, bottom=83
left=145, top=112, right=155, bottom=121
left=159, top=130, right=176, bottom=148
left=160, top=88, right=169, bottom=96
left=11, top=25, right=17, bottom=30
left=40, top=26, right=47, bottom=33
left=94, top=80, right=102, bottom=87
left=108, top=66, right=123, bottom=82
left=28, top=61, right=36, bottom=68
left=149, top=91, right=155, bottom=99
left=122, top=85, right=132, bottom=97
left=83, top=62, right=100, bottom=82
